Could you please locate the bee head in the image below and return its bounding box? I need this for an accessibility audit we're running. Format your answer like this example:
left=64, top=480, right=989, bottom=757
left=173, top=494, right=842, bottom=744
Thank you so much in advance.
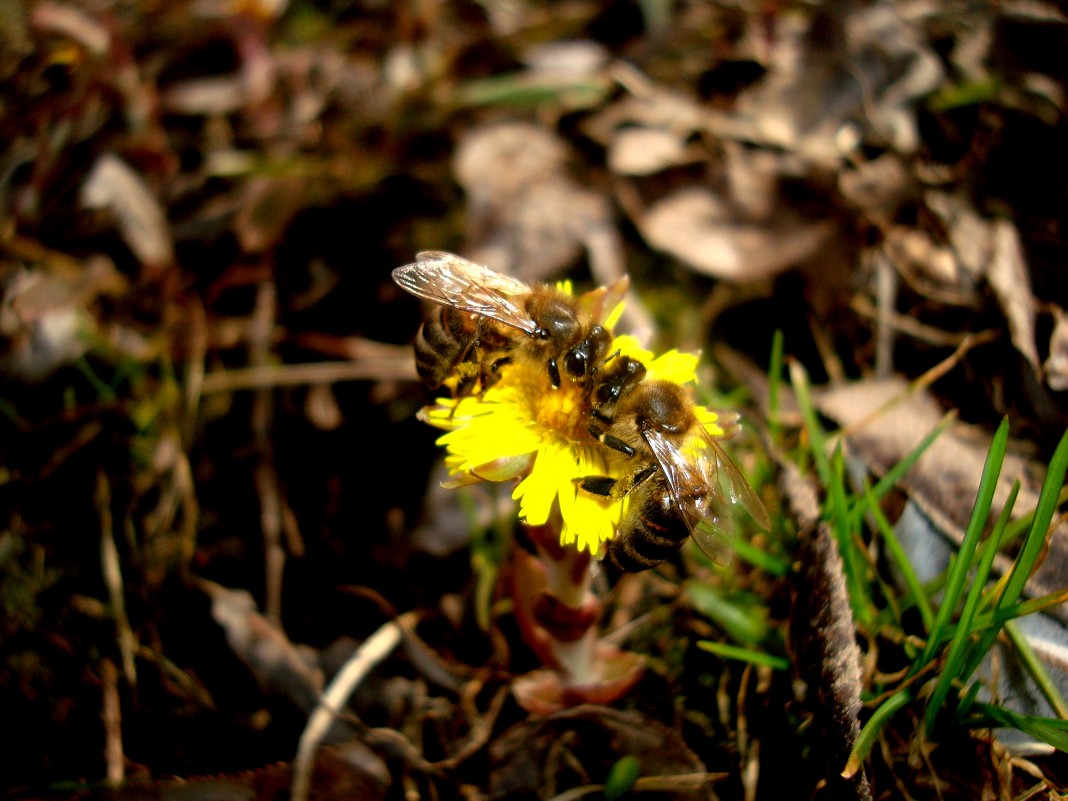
left=563, top=325, right=612, bottom=383
left=635, top=381, right=692, bottom=437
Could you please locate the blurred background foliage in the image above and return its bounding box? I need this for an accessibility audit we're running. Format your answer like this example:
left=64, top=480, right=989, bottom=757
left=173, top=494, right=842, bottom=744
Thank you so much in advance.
left=1, top=0, right=1067, bottom=798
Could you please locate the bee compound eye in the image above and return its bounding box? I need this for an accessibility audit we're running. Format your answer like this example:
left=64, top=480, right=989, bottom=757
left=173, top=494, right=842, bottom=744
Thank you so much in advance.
left=564, top=348, right=589, bottom=378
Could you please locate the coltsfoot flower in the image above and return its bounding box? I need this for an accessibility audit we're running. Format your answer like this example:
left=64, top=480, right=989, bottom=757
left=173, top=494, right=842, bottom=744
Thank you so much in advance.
left=419, top=327, right=733, bottom=557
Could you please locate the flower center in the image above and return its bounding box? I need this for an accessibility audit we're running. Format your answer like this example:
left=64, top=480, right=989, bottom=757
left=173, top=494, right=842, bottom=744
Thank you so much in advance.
left=509, top=357, right=591, bottom=445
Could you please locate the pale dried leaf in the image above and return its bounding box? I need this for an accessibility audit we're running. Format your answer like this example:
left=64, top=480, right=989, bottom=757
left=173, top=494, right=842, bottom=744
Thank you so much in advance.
left=925, top=190, right=990, bottom=278
left=723, top=140, right=782, bottom=222
left=987, top=219, right=1040, bottom=368
left=607, top=127, right=695, bottom=175
left=983, top=613, right=1068, bottom=756
left=925, top=194, right=1040, bottom=367
left=844, top=3, right=944, bottom=153
left=452, top=120, right=652, bottom=339
left=882, top=226, right=965, bottom=294
left=0, top=255, right=127, bottom=381
left=1044, top=306, right=1068, bottom=392
left=453, top=121, right=568, bottom=210
left=163, top=75, right=248, bottom=115
left=80, top=154, right=174, bottom=270
left=639, top=187, right=833, bottom=281
left=31, top=2, right=110, bottom=56
left=522, top=39, right=609, bottom=77
left=732, top=2, right=942, bottom=166
left=582, top=79, right=712, bottom=147
left=200, top=578, right=324, bottom=709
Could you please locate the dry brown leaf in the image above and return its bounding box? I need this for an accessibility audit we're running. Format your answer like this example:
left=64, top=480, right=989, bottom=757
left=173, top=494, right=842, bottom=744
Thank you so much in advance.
left=452, top=121, right=653, bottom=342
left=732, top=2, right=942, bottom=165
left=638, top=187, right=833, bottom=282
left=200, top=578, right=325, bottom=711
left=80, top=154, right=174, bottom=273
left=31, top=2, right=110, bottom=56
left=924, top=192, right=1040, bottom=369
left=607, top=127, right=698, bottom=175
left=882, top=225, right=967, bottom=298
left=234, top=175, right=308, bottom=254
left=1044, top=305, right=1068, bottom=392
left=987, top=219, right=1040, bottom=369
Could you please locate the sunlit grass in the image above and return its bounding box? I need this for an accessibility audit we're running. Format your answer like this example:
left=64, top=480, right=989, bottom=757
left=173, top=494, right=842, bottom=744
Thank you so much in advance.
left=775, top=354, right=1068, bottom=768
left=700, top=333, right=1068, bottom=777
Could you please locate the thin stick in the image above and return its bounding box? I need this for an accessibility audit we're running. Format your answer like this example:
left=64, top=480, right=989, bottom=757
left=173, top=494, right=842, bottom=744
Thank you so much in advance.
left=101, top=658, right=124, bottom=784
left=200, top=360, right=417, bottom=394
left=97, top=472, right=137, bottom=686
left=290, top=614, right=412, bottom=801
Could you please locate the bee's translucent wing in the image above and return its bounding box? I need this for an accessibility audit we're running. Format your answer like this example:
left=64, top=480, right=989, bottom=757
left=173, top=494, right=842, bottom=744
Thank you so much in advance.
left=392, top=252, right=541, bottom=336
left=699, top=427, right=770, bottom=533
left=687, top=450, right=738, bottom=566
left=642, top=427, right=735, bottom=565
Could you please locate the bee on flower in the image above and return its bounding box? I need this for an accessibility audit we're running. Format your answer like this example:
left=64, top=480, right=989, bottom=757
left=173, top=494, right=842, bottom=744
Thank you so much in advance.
left=394, top=252, right=768, bottom=571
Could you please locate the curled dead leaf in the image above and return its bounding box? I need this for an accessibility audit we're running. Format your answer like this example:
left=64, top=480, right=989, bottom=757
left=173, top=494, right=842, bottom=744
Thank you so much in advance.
left=80, top=154, right=174, bottom=273
left=639, top=187, right=833, bottom=281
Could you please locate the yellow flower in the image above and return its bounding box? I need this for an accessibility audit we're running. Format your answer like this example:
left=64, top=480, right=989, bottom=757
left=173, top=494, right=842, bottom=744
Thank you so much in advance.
left=418, top=320, right=730, bottom=556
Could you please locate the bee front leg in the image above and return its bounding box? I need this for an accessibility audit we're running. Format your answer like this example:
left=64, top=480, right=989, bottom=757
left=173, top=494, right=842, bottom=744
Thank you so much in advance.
left=576, top=463, right=658, bottom=501
left=586, top=420, right=636, bottom=457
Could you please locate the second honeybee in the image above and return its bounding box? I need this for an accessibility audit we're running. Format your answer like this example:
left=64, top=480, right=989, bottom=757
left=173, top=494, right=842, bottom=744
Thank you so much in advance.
left=579, top=363, right=770, bottom=572
left=392, top=251, right=614, bottom=393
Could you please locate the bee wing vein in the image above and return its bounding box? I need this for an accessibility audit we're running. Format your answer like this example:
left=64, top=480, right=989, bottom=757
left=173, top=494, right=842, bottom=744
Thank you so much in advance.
left=393, top=253, right=541, bottom=336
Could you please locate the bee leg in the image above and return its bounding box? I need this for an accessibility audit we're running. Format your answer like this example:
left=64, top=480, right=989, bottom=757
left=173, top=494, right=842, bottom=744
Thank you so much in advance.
left=546, top=357, right=562, bottom=389
left=577, top=475, right=617, bottom=497
left=474, top=354, right=511, bottom=397
left=576, top=463, right=658, bottom=500
left=586, top=421, right=636, bottom=457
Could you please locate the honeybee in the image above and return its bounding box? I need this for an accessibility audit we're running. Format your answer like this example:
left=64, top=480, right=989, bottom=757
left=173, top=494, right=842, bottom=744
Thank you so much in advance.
left=578, top=376, right=769, bottom=572
left=392, top=251, right=618, bottom=393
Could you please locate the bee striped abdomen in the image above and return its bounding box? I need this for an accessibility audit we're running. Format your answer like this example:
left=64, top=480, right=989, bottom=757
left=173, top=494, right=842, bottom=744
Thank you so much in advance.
left=414, top=308, right=466, bottom=388
left=605, top=490, right=689, bottom=572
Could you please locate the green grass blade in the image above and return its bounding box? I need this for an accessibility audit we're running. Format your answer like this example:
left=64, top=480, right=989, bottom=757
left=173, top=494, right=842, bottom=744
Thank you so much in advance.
left=789, top=362, right=873, bottom=623
left=966, top=702, right=1068, bottom=753
left=983, top=589, right=1068, bottom=626
left=732, top=537, right=791, bottom=577
left=962, top=426, right=1068, bottom=679
left=916, top=418, right=1009, bottom=673
left=789, top=359, right=832, bottom=486
left=696, top=640, right=791, bottom=671
left=768, top=329, right=784, bottom=440
left=925, top=479, right=1019, bottom=731
left=1001, top=427, right=1068, bottom=607
left=844, top=690, right=912, bottom=778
